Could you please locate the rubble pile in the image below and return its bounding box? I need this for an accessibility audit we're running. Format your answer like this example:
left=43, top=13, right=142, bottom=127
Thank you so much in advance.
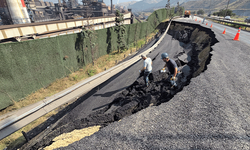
left=19, top=22, right=218, bottom=150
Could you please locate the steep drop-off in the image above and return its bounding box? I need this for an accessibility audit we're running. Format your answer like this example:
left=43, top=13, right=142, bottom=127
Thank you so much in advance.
left=19, top=22, right=218, bottom=150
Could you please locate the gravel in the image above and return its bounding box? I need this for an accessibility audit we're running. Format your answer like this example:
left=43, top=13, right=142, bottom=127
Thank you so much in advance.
left=21, top=21, right=250, bottom=150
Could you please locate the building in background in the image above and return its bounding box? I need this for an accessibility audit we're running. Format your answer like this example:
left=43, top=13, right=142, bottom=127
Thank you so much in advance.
left=0, top=0, right=128, bottom=25
left=0, top=0, right=31, bottom=24
left=67, top=0, right=78, bottom=8
left=0, top=1, right=12, bottom=24
left=67, top=0, right=110, bottom=18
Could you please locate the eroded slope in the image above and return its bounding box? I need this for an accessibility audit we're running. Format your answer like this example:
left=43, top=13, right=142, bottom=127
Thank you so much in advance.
left=19, top=22, right=218, bottom=150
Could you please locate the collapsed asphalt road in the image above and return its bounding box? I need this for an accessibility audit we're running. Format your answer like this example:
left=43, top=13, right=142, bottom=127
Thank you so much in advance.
left=20, top=20, right=250, bottom=149
left=17, top=24, right=166, bottom=150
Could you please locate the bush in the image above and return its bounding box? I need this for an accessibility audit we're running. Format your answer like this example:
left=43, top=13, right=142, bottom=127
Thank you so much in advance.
left=0, top=8, right=173, bottom=110
left=213, top=9, right=236, bottom=17
left=197, top=9, right=204, bottom=15
left=136, top=40, right=146, bottom=48
left=87, top=69, right=97, bottom=77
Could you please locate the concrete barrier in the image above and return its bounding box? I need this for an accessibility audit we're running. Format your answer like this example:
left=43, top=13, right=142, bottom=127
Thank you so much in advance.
left=0, top=12, right=132, bottom=41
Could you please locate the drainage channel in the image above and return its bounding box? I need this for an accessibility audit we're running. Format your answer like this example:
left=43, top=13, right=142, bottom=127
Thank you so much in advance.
left=18, top=21, right=219, bottom=150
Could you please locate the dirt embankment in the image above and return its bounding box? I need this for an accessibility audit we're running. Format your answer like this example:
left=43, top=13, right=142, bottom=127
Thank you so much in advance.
left=19, top=22, right=218, bottom=150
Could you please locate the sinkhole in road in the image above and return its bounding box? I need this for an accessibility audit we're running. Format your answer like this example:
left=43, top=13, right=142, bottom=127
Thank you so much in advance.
left=19, top=22, right=219, bottom=150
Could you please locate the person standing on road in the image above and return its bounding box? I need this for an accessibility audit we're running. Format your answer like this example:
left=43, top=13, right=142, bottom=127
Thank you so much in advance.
left=202, top=17, right=205, bottom=24
left=161, top=53, right=180, bottom=88
left=141, top=54, right=152, bottom=87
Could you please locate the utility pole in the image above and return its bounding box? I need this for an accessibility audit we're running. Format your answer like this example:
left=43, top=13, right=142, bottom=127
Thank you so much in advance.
left=209, top=0, right=212, bottom=16
left=177, top=2, right=180, bottom=16
left=24, top=0, right=35, bottom=22
left=58, top=0, right=65, bottom=20
left=224, top=0, right=230, bottom=20
left=111, top=0, right=113, bottom=14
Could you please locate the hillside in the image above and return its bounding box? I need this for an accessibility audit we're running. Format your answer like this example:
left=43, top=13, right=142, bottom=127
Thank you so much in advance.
left=117, top=0, right=194, bottom=12
left=229, top=0, right=250, bottom=9
left=117, top=1, right=139, bottom=8
left=181, top=0, right=250, bottom=16
left=116, top=0, right=250, bottom=15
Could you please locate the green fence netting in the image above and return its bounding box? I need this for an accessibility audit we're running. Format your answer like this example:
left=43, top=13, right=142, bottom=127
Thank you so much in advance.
left=0, top=8, right=171, bottom=110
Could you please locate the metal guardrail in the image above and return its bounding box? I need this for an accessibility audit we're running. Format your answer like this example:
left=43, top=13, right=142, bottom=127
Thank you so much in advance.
left=202, top=16, right=250, bottom=29
left=0, top=17, right=177, bottom=140
left=211, top=16, right=245, bottom=23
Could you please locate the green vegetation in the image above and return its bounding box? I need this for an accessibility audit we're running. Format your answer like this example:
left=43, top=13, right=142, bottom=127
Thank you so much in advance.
left=197, top=9, right=204, bottom=15
left=115, top=10, right=127, bottom=53
left=207, top=18, right=250, bottom=31
left=82, top=29, right=98, bottom=65
left=136, top=40, right=146, bottom=48
left=87, top=69, right=97, bottom=77
left=0, top=8, right=173, bottom=148
left=0, top=8, right=171, bottom=110
left=133, top=18, right=139, bottom=24
left=0, top=5, right=175, bottom=147
left=0, top=29, right=160, bottom=150
left=223, top=23, right=249, bottom=31
left=177, top=6, right=184, bottom=16
left=212, top=9, right=236, bottom=17
left=175, top=4, right=184, bottom=16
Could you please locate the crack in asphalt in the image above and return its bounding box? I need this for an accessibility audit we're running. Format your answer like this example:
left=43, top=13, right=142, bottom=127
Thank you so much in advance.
left=19, top=22, right=219, bottom=150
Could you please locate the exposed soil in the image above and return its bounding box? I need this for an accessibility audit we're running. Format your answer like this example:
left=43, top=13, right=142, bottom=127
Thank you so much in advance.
left=18, top=21, right=218, bottom=150
left=44, top=126, right=101, bottom=150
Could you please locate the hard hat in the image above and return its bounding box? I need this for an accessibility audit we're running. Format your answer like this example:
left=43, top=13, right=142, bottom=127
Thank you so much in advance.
left=161, top=53, right=169, bottom=59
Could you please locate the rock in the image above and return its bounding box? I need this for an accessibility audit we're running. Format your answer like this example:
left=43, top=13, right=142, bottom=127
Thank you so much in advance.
left=178, top=53, right=191, bottom=64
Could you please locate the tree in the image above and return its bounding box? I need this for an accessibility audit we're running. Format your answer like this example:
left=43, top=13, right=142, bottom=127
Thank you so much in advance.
left=165, top=0, right=171, bottom=17
left=165, top=0, right=170, bottom=9
left=179, top=6, right=184, bottom=16
left=75, top=27, right=97, bottom=66
left=115, top=10, right=127, bottom=53
left=212, top=9, right=235, bottom=17
left=197, top=9, right=204, bottom=15
left=115, top=10, right=124, bottom=26
left=176, top=2, right=180, bottom=15
left=171, top=7, right=175, bottom=17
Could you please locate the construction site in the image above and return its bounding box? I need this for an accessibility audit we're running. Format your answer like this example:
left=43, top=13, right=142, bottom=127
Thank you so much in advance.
left=0, top=1, right=250, bottom=150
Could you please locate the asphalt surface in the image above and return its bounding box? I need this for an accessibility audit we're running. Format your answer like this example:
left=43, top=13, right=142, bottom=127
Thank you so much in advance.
left=53, top=19, right=250, bottom=149
left=19, top=18, right=250, bottom=149
left=191, top=16, right=250, bottom=46
left=19, top=24, right=170, bottom=149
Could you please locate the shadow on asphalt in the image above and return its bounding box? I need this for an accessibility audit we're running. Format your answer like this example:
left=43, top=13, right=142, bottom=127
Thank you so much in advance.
left=17, top=27, right=164, bottom=150
left=93, top=87, right=127, bottom=98
left=19, top=22, right=219, bottom=150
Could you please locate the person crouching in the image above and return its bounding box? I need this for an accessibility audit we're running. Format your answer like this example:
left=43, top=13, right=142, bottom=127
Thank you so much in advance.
left=161, top=53, right=180, bottom=88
